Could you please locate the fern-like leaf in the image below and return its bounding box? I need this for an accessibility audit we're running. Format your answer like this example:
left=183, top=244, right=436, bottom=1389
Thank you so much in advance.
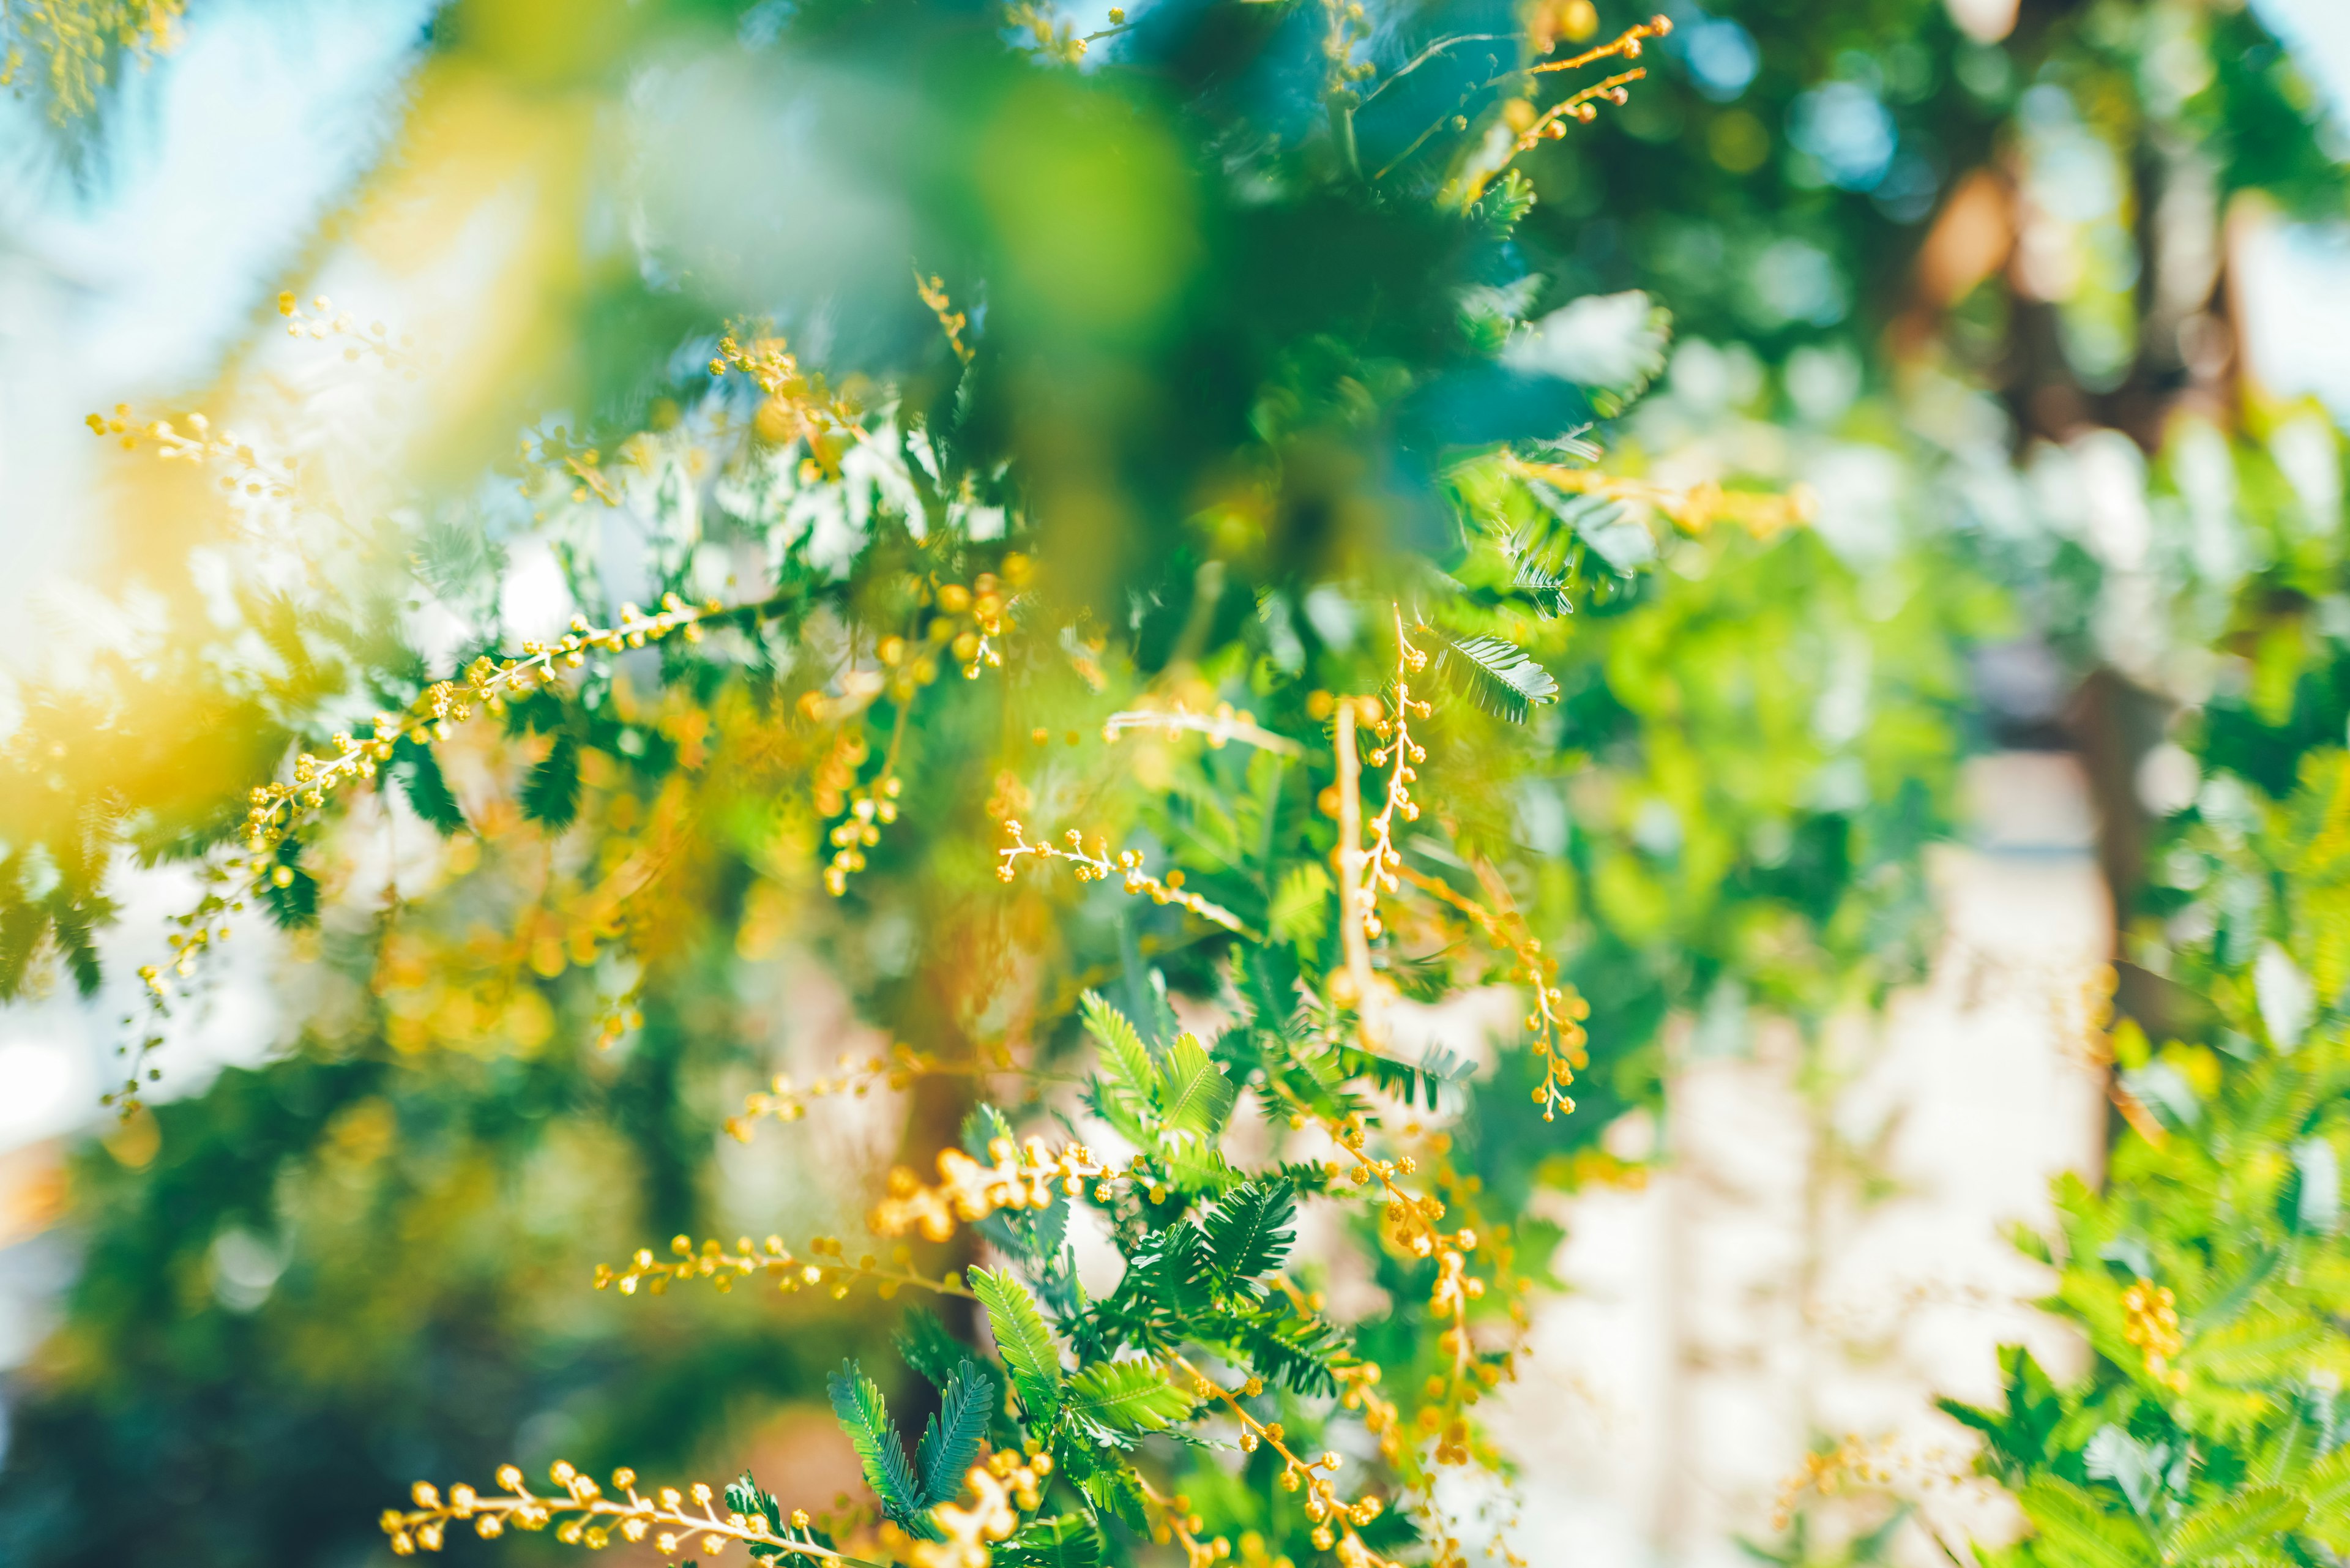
left=1065, top=1359, right=1196, bottom=1434
left=1267, top=863, right=1333, bottom=949
left=2302, top=1447, right=2350, bottom=1551
left=1473, top=170, right=1536, bottom=238
left=2166, top=1487, right=2306, bottom=1562
left=1524, top=482, right=1650, bottom=573
left=394, top=739, right=468, bottom=834
left=2015, top=1478, right=2158, bottom=1568
left=994, top=1515, right=1102, bottom=1568
left=971, top=1266, right=1064, bottom=1425
left=1156, top=1032, right=1236, bottom=1147
left=1436, top=633, right=1558, bottom=724
left=916, top=1359, right=993, bottom=1506
left=520, top=731, right=581, bottom=829
left=1511, top=559, right=1574, bottom=618
left=827, top=1360, right=933, bottom=1536
left=1081, top=991, right=1158, bottom=1133
left=1199, top=1178, right=1295, bottom=1297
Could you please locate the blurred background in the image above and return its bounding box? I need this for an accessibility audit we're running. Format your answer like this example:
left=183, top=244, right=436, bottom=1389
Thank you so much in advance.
left=2, top=1, right=2348, bottom=1564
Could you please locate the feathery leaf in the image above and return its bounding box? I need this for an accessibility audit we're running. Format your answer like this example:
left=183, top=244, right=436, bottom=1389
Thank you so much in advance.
left=1081, top=991, right=1158, bottom=1132
left=1199, top=1178, right=1295, bottom=1297
left=2015, top=1479, right=2158, bottom=1568
left=916, top=1359, right=993, bottom=1506
left=1157, top=1032, right=1236, bottom=1147
left=994, top=1515, right=1102, bottom=1568
left=1065, top=1359, right=1196, bottom=1434
left=520, top=731, right=581, bottom=829
left=2166, top=1487, right=2306, bottom=1562
left=971, top=1266, right=1064, bottom=1425
left=827, top=1360, right=933, bottom=1536
left=1434, top=633, right=1558, bottom=723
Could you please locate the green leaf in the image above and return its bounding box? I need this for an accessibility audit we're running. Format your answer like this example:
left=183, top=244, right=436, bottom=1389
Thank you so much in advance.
left=826, top=1360, right=933, bottom=1536
left=395, top=739, right=468, bottom=834
left=1524, top=481, right=1654, bottom=573
left=1941, top=1345, right=2065, bottom=1482
left=2191, top=1311, right=2322, bottom=1384
left=1434, top=633, right=1559, bottom=723
left=1157, top=1032, right=1236, bottom=1148
left=260, top=853, right=319, bottom=928
left=1065, top=1359, right=1195, bottom=1433
left=2167, top=1487, right=2306, bottom=1562
left=1472, top=169, right=1536, bottom=238
left=1508, top=551, right=1578, bottom=619
left=916, top=1359, right=992, bottom=1507
left=963, top=1102, right=1017, bottom=1160
left=521, top=731, right=581, bottom=829
left=1334, top=1040, right=1473, bottom=1111
left=897, top=1308, right=972, bottom=1390
left=1081, top=991, right=1158, bottom=1131
left=1267, top=863, right=1332, bottom=949
left=971, top=1266, right=1063, bottom=1425
left=2301, top=1446, right=2350, bottom=1550
left=2016, top=1478, right=2158, bottom=1568
left=993, top=1515, right=1102, bottom=1568
left=1072, top=1455, right=1149, bottom=1531
left=1199, top=1178, right=1295, bottom=1296
left=724, top=1473, right=791, bottom=1561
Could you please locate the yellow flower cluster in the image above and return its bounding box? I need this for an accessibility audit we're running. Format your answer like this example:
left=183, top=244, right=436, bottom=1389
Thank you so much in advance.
left=725, top=1045, right=946, bottom=1140
left=240, top=595, right=720, bottom=858
left=1174, top=1353, right=1395, bottom=1568
left=1307, top=1116, right=1505, bottom=1467
left=116, top=599, right=722, bottom=1108
left=903, top=1454, right=1042, bottom=1568
left=710, top=327, right=867, bottom=474
left=275, top=291, right=436, bottom=376
left=1768, top=1432, right=1985, bottom=1534
left=1516, top=17, right=1670, bottom=141
left=85, top=403, right=299, bottom=504
left=108, top=870, right=241, bottom=1113
left=1356, top=618, right=1431, bottom=945
left=381, top=1462, right=842, bottom=1562
left=915, top=272, right=974, bottom=365
left=1335, top=1362, right=1403, bottom=1466
left=1509, top=456, right=1815, bottom=542
left=1396, top=865, right=1589, bottom=1122
left=594, top=1233, right=973, bottom=1303
left=996, top=822, right=1259, bottom=940
left=1003, top=1, right=1090, bottom=64
left=2, top=0, right=184, bottom=121
left=824, top=772, right=902, bottom=895
left=870, top=1134, right=1123, bottom=1243
left=932, top=564, right=1026, bottom=681
left=1138, top=1470, right=1229, bottom=1568
left=816, top=558, right=1030, bottom=894
left=2122, top=1277, right=2188, bottom=1391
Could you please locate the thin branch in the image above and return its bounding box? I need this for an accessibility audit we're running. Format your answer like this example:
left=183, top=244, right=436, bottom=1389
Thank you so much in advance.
left=1356, top=32, right=1521, bottom=111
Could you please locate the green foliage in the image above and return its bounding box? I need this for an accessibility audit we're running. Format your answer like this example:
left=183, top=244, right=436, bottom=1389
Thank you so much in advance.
left=1197, top=1178, right=1297, bottom=1300
left=1433, top=633, right=1560, bottom=723
left=1064, top=1361, right=1196, bottom=1436
left=915, top=1361, right=995, bottom=1507
left=994, top=1514, right=1103, bottom=1568
left=392, top=738, right=469, bottom=835
left=971, top=1267, right=1065, bottom=1429
left=4, top=0, right=2343, bottom=1565
left=829, top=1359, right=938, bottom=1537
left=1950, top=460, right=2350, bottom=1561
left=521, top=731, right=583, bottom=830
left=1155, top=1033, right=1237, bottom=1156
